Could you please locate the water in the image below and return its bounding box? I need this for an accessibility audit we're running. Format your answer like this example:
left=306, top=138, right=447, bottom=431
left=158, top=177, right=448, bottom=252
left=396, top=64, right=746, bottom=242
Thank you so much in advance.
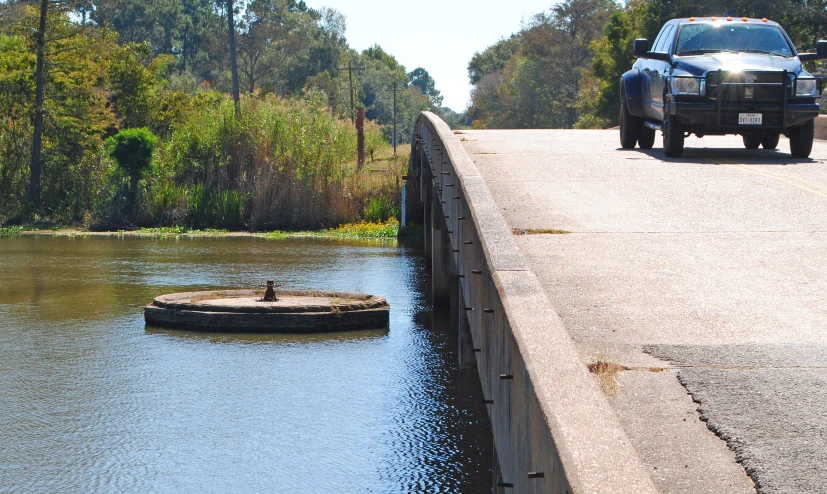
left=0, top=236, right=492, bottom=493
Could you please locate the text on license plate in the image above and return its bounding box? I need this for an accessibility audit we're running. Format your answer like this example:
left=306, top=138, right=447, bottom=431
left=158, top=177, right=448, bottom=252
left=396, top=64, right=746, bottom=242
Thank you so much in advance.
left=739, top=113, right=763, bottom=125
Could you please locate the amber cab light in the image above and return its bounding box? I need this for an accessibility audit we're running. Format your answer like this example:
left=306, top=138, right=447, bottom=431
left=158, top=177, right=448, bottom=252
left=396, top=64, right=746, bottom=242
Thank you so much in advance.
left=742, top=17, right=748, bottom=22
left=762, top=18, right=768, bottom=22
left=689, top=17, right=695, bottom=21
left=711, top=16, right=717, bottom=20
left=727, top=17, right=732, bottom=21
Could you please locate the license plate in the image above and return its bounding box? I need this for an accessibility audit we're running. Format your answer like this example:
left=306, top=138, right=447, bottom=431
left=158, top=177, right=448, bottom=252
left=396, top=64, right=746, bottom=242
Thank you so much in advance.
left=739, top=113, right=762, bottom=125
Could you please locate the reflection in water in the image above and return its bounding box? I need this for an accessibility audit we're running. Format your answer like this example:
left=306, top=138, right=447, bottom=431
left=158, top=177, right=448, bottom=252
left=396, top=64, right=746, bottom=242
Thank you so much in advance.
left=0, top=237, right=492, bottom=493
left=145, top=325, right=390, bottom=344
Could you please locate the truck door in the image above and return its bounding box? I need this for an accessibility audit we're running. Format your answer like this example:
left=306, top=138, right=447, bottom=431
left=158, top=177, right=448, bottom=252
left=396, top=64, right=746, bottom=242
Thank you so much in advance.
left=647, top=24, right=675, bottom=120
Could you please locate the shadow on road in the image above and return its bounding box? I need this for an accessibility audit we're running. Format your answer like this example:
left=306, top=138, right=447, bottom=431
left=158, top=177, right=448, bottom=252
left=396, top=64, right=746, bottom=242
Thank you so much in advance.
left=616, top=147, right=819, bottom=165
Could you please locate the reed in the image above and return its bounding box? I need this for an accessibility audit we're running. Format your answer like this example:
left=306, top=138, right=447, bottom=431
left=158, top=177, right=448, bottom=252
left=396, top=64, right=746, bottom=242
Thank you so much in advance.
left=135, top=93, right=402, bottom=230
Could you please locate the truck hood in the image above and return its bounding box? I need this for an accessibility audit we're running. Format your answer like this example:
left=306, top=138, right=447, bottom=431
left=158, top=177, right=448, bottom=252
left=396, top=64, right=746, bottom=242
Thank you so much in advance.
left=673, top=52, right=803, bottom=76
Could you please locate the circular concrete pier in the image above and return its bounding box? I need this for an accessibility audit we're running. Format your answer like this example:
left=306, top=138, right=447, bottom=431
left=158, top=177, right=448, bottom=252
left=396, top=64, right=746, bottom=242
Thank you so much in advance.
left=144, top=289, right=389, bottom=333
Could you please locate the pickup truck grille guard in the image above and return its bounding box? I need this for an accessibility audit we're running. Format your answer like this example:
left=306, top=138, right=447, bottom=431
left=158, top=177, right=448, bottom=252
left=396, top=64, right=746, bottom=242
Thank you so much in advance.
left=704, top=69, right=823, bottom=129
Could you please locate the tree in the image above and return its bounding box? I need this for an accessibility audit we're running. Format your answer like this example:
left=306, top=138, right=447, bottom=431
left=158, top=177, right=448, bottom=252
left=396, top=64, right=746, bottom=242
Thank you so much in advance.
left=28, top=0, right=48, bottom=206
left=467, top=35, right=522, bottom=85
left=107, top=42, right=175, bottom=129
left=467, top=0, right=612, bottom=129
left=407, top=67, right=442, bottom=108
left=0, top=27, right=36, bottom=216
left=586, top=3, right=647, bottom=126
left=237, top=0, right=314, bottom=93
left=20, top=0, right=115, bottom=208
left=1, top=2, right=117, bottom=217
left=283, top=6, right=347, bottom=94
left=90, top=0, right=184, bottom=55
left=105, top=127, right=157, bottom=207
left=227, top=0, right=240, bottom=111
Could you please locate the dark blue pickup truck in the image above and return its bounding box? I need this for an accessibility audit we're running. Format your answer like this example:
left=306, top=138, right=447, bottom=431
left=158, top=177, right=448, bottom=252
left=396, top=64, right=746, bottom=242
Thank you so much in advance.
left=620, top=17, right=827, bottom=157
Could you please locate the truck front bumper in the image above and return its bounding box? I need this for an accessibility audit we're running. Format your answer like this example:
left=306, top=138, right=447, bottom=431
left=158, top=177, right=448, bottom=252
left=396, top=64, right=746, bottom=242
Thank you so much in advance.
left=670, top=100, right=820, bottom=131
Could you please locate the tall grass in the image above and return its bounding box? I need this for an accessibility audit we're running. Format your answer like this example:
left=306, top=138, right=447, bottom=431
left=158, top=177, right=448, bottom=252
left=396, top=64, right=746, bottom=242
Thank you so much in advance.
left=2, top=90, right=404, bottom=231
left=130, top=93, right=396, bottom=230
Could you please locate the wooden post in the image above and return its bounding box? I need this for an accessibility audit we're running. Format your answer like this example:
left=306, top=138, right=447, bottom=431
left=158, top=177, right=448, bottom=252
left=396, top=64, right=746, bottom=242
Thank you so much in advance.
left=356, top=107, right=365, bottom=169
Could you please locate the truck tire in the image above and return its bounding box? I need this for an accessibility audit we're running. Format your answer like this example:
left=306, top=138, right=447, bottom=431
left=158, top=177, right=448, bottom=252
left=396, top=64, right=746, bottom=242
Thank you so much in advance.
left=638, top=125, right=656, bottom=149
left=663, top=118, right=685, bottom=158
left=789, top=120, right=814, bottom=158
left=743, top=134, right=762, bottom=149
left=620, top=97, right=639, bottom=149
left=762, top=133, right=780, bottom=150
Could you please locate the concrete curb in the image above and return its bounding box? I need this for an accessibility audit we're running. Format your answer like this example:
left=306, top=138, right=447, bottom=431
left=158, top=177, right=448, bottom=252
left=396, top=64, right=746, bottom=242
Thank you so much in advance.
left=414, top=112, right=659, bottom=493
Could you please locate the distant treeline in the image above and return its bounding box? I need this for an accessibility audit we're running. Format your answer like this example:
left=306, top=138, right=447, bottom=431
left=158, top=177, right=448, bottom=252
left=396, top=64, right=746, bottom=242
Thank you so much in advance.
left=466, top=0, right=827, bottom=130
left=0, top=0, right=450, bottom=227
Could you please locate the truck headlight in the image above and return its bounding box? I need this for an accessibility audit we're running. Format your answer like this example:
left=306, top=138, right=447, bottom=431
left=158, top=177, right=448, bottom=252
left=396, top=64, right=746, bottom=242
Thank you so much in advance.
left=796, top=78, right=818, bottom=96
left=671, top=77, right=702, bottom=95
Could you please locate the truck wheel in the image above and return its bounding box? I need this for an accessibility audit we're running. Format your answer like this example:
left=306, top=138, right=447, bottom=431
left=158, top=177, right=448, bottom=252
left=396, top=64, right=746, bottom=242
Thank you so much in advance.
left=761, top=133, right=780, bottom=150
left=620, top=98, right=639, bottom=149
left=638, top=125, right=656, bottom=149
left=663, top=118, right=685, bottom=158
left=742, top=134, right=762, bottom=149
left=789, top=120, right=814, bottom=158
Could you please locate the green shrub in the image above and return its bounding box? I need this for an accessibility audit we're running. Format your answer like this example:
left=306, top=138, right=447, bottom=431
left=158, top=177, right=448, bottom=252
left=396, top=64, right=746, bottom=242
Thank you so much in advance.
left=0, top=226, right=23, bottom=237
left=105, top=128, right=158, bottom=209
left=363, top=194, right=397, bottom=222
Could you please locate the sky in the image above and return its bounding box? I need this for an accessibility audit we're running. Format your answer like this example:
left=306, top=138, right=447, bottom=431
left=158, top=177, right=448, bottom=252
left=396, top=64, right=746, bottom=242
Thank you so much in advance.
left=316, top=0, right=557, bottom=111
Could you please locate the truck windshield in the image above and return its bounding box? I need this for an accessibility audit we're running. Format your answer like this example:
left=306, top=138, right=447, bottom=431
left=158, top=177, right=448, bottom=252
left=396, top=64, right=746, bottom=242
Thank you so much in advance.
left=676, top=23, right=793, bottom=57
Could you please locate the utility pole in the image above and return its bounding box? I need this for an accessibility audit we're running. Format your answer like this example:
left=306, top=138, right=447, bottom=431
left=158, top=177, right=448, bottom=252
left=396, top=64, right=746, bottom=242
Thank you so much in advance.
left=349, top=60, right=355, bottom=123
left=377, top=82, right=403, bottom=154
left=392, top=81, right=399, bottom=155
left=336, top=61, right=364, bottom=123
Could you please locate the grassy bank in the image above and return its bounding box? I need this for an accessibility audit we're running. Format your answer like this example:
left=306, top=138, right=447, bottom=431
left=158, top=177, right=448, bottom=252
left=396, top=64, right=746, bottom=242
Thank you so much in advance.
left=107, top=95, right=405, bottom=231
left=2, top=218, right=407, bottom=240
left=1, top=92, right=408, bottom=231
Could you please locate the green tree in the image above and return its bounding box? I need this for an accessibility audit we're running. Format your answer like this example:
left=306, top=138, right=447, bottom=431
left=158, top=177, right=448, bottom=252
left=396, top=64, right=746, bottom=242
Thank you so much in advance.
left=585, top=1, right=647, bottom=126
left=283, top=6, right=347, bottom=94
left=227, top=0, right=240, bottom=111
left=107, top=42, right=175, bottom=129
left=355, top=45, right=431, bottom=143
left=467, top=35, right=522, bottom=85
left=237, top=0, right=316, bottom=93
left=0, top=29, right=36, bottom=218
left=407, top=67, right=442, bottom=108
left=91, top=0, right=185, bottom=55
left=2, top=2, right=117, bottom=214
left=105, top=127, right=158, bottom=207
left=467, top=0, right=612, bottom=129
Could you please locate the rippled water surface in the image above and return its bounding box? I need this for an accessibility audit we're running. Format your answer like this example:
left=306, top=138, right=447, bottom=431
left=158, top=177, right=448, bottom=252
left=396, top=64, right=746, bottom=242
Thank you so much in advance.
left=0, top=236, right=492, bottom=493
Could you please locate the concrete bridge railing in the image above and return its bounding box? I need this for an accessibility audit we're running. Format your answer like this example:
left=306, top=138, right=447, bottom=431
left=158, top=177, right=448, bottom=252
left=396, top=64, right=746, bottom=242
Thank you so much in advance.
left=407, top=112, right=658, bottom=493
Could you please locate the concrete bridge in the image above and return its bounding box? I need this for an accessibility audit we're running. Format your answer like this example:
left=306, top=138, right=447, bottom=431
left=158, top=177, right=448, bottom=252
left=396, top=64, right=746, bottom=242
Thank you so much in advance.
left=407, top=112, right=827, bottom=493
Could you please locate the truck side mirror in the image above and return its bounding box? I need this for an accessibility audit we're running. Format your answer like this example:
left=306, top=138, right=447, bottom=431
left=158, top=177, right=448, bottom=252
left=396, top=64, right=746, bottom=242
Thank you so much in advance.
left=633, top=39, right=649, bottom=58
left=799, top=40, right=827, bottom=61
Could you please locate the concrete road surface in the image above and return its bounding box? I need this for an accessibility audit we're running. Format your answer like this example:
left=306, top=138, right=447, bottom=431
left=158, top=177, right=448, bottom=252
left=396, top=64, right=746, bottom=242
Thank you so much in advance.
left=459, top=130, right=827, bottom=494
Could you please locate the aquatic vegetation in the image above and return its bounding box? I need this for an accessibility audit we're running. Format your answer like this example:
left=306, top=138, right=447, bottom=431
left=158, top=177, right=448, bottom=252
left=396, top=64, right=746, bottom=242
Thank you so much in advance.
left=0, top=226, right=23, bottom=237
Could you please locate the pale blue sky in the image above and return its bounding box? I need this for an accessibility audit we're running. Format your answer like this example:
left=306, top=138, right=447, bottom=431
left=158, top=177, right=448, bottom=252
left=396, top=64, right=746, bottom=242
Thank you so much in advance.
left=316, top=0, right=557, bottom=111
